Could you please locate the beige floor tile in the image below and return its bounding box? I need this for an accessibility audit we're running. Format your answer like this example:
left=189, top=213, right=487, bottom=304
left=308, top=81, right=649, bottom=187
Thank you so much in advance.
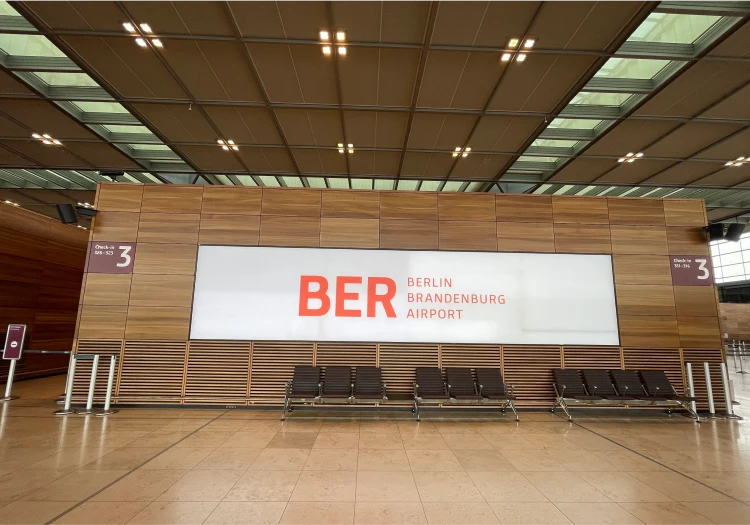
left=53, top=502, right=150, bottom=524
left=523, top=472, right=610, bottom=503
left=201, top=420, right=249, bottom=432
left=358, top=433, right=403, bottom=450
left=400, top=434, right=450, bottom=450
left=249, top=448, right=310, bottom=471
left=683, top=501, right=750, bottom=524
left=555, top=450, right=618, bottom=472
left=156, top=469, right=244, bottom=502
left=592, top=451, right=666, bottom=472
left=469, top=472, right=548, bottom=502
left=92, top=469, right=188, bottom=502
left=140, top=447, right=213, bottom=469
left=432, top=423, right=479, bottom=435
left=281, top=421, right=323, bottom=433
left=398, top=422, right=440, bottom=434
left=484, top=434, right=540, bottom=450
left=688, top=471, right=750, bottom=500
left=174, top=431, right=234, bottom=448
left=360, top=422, right=401, bottom=434
left=413, top=471, right=483, bottom=502
left=204, top=502, right=286, bottom=524
left=452, top=449, right=516, bottom=471
left=524, top=434, right=585, bottom=451
left=555, top=503, right=643, bottom=525
left=354, top=502, right=427, bottom=524
left=224, top=470, right=301, bottom=501
left=0, top=469, right=71, bottom=503
left=406, top=450, right=463, bottom=472
left=440, top=433, right=494, bottom=450
left=306, top=449, right=359, bottom=471
left=240, top=420, right=285, bottom=432
left=220, top=431, right=277, bottom=448
left=576, top=471, right=673, bottom=503
left=80, top=447, right=162, bottom=471
left=194, top=447, right=262, bottom=469
left=422, top=502, right=499, bottom=525
left=0, top=501, right=72, bottom=525
left=28, top=447, right=118, bottom=470
left=128, top=501, right=218, bottom=524
left=355, top=471, right=420, bottom=502
left=121, top=433, right=191, bottom=448
left=357, top=449, right=410, bottom=471
left=618, top=502, right=713, bottom=524
left=314, top=433, right=360, bottom=449
left=280, top=502, right=355, bottom=524
left=502, top=450, right=568, bottom=471
left=319, top=422, right=362, bottom=433
left=291, top=470, right=357, bottom=501
left=0, top=448, right=59, bottom=471
left=22, top=469, right=127, bottom=502
left=490, top=502, right=572, bottom=524
left=268, top=432, right=320, bottom=449
left=627, top=471, right=731, bottom=502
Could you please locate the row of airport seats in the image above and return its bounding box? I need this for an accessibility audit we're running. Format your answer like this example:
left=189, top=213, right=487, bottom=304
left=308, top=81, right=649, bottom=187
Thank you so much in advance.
left=552, top=368, right=698, bottom=421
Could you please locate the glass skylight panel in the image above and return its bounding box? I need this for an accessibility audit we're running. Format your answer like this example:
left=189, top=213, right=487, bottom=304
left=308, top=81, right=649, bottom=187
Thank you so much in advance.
left=32, top=72, right=99, bottom=87
left=518, top=156, right=559, bottom=163
left=103, top=124, right=153, bottom=134
left=374, top=179, right=394, bottom=190
left=628, top=12, right=722, bottom=44
left=0, top=34, right=65, bottom=57
left=258, top=175, right=280, bottom=187
left=570, top=92, right=633, bottom=106
left=547, top=118, right=602, bottom=130
left=594, top=58, right=671, bottom=79
left=306, top=177, right=327, bottom=188
left=159, top=173, right=193, bottom=184
left=351, top=178, right=372, bottom=190
left=464, top=182, right=484, bottom=192
left=419, top=181, right=440, bottom=191
left=281, top=176, right=304, bottom=187
left=0, top=1, right=20, bottom=15
left=397, top=180, right=419, bottom=191
left=73, top=101, right=129, bottom=113
left=442, top=181, right=463, bottom=192
left=531, top=139, right=580, bottom=148
left=327, top=178, right=348, bottom=189
left=129, top=144, right=170, bottom=150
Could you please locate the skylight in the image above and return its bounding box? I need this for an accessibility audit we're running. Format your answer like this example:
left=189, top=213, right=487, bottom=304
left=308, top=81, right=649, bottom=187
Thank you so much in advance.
left=31, top=72, right=100, bottom=87
left=594, top=58, right=671, bottom=80
left=627, top=12, right=722, bottom=44
left=73, top=101, right=130, bottom=114
left=0, top=33, right=64, bottom=57
left=570, top=92, right=634, bottom=106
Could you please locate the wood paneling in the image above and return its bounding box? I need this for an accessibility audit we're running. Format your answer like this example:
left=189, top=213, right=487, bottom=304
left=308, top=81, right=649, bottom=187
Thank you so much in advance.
left=439, top=221, right=497, bottom=251
left=259, top=216, right=321, bottom=247
left=321, top=190, right=379, bottom=219
left=719, top=303, right=750, bottom=339
left=619, top=315, right=680, bottom=348
left=554, top=224, right=611, bottom=253
left=664, top=199, right=706, bottom=227
left=607, top=198, right=665, bottom=225
left=667, top=227, right=710, bottom=255
left=320, top=218, right=379, bottom=248
left=497, top=222, right=555, bottom=253
left=185, top=341, right=250, bottom=401
left=141, top=185, right=203, bottom=213
left=552, top=196, right=609, bottom=224
left=496, top=195, right=552, bottom=223
left=262, top=188, right=321, bottom=216
left=129, top=274, right=195, bottom=307
left=125, top=306, right=191, bottom=340
left=0, top=203, right=51, bottom=239
left=612, top=255, right=672, bottom=285
left=615, top=285, right=675, bottom=316
left=78, top=305, right=127, bottom=339
left=201, top=186, right=261, bottom=215
left=438, top=194, right=495, bottom=221
left=199, top=215, right=260, bottom=245
left=380, top=192, right=437, bottom=220
left=610, top=225, right=669, bottom=255
left=82, top=273, right=132, bottom=306
left=96, top=183, right=143, bottom=212
left=673, top=286, right=718, bottom=317
left=380, top=219, right=438, bottom=250
left=678, top=316, right=721, bottom=348
left=137, top=213, right=200, bottom=243
left=91, top=212, right=140, bottom=242
left=132, top=243, right=197, bottom=275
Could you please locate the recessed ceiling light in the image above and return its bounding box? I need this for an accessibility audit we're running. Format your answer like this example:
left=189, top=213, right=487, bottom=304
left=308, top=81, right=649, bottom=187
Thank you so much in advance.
left=523, top=38, right=536, bottom=49
left=338, top=142, right=344, bottom=153
left=626, top=152, right=634, bottom=157
left=151, top=39, right=163, bottom=48
left=635, top=152, right=643, bottom=158
left=737, top=157, right=746, bottom=161
left=42, top=134, right=50, bottom=139
left=77, top=225, right=88, bottom=230
left=501, top=53, right=512, bottom=62
left=338, top=46, right=347, bottom=56
left=516, top=53, right=526, bottom=62
left=31, top=133, right=40, bottom=139
left=227, top=140, right=235, bottom=145
left=140, top=23, right=152, bottom=33
left=319, top=30, right=330, bottom=41
left=232, top=146, right=239, bottom=151
left=221, top=145, right=229, bottom=151
left=52, top=139, right=61, bottom=145
left=3, top=200, right=19, bottom=206
left=322, top=45, right=331, bottom=56
left=336, top=31, right=346, bottom=42
left=135, top=37, right=147, bottom=47
left=508, top=38, right=519, bottom=48
left=726, top=161, right=735, bottom=166
left=42, top=139, right=52, bottom=145
left=627, top=158, right=635, bottom=163
left=618, top=158, right=626, bottom=163
left=217, top=139, right=225, bottom=145
left=122, top=22, right=135, bottom=33
left=347, top=143, right=353, bottom=148
left=619, top=152, right=644, bottom=163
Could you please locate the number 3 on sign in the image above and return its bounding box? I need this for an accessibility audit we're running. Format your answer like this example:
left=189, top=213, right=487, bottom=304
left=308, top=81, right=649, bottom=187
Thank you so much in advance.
left=695, top=258, right=709, bottom=280
left=116, top=245, right=132, bottom=268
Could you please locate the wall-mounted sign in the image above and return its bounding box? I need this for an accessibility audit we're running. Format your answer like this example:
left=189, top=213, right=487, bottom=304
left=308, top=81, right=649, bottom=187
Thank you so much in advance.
left=190, top=246, right=620, bottom=345
left=3, top=324, right=26, bottom=360
left=670, top=255, right=713, bottom=286
left=85, top=242, right=136, bottom=274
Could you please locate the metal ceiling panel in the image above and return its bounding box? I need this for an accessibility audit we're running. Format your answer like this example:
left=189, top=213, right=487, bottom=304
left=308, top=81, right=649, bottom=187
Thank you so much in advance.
left=646, top=122, right=743, bottom=157
left=470, top=115, right=545, bottom=152
left=126, top=1, right=235, bottom=36
left=549, top=158, right=616, bottom=183
left=597, top=159, right=677, bottom=184
left=343, top=111, right=407, bottom=149
left=132, top=103, right=218, bottom=143
left=646, top=160, right=723, bottom=185
left=406, top=112, right=475, bottom=150
left=585, top=120, right=681, bottom=156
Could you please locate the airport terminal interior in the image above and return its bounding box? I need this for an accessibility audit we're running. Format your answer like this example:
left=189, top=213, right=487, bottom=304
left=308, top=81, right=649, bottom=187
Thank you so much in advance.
left=1, top=1, right=750, bottom=524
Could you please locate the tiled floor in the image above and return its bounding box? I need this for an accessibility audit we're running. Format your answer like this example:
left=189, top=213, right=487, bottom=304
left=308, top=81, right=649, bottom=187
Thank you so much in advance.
left=0, top=371, right=748, bottom=524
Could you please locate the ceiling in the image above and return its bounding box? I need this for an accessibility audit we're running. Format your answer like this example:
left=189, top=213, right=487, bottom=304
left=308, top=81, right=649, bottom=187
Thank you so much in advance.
left=0, top=1, right=749, bottom=223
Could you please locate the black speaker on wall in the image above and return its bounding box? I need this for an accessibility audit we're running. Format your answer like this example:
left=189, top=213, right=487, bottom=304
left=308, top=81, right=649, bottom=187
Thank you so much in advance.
left=56, top=204, right=77, bottom=224
left=725, top=223, right=746, bottom=242
left=707, top=223, right=724, bottom=241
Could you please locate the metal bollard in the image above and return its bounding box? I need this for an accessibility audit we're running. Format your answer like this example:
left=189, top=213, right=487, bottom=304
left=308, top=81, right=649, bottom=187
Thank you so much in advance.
left=721, top=363, right=743, bottom=420
left=0, top=359, right=19, bottom=401
left=77, top=354, right=99, bottom=415
left=54, top=357, right=77, bottom=415
left=704, top=362, right=722, bottom=420
left=57, top=353, right=74, bottom=404
left=686, top=363, right=697, bottom=417
left=96, top=356, right=118, bottom=416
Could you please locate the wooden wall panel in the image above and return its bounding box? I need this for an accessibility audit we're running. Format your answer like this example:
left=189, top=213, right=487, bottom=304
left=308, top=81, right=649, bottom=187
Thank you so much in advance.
left=612, top=255, right=672, bottom=285
left=440, top=345, right=501, bottom=371
left=497, top=222, right=555, bottom=253
left=496, top=195, right=552, bottom=223
left=607, top=199, right=665, bottom=225
left=664, top=199, right=705, bottom=227
left=201, top=187, right=261, bottom=215
left=137, top=213, right=200, bottom=244
left=316, top=342, right=377, bottom=368
left=321, top=190, right=379, bottom=219
left=185, top=341, right=250, bottom=402
left=91, top=212, right=140, bottom=242
left=199, top=215, right=260, bottom=245
left=615, top=285, right=676, bottom=316
left=82, top=274, right=132, bottom=306
left=250, top=342, right=314, bottom=401
left=554, top=224, right=611, bottom=253
left=380, top=192, right=437, bottom=220
left=379, top=343, right=439, bottom=394
left=623, top=348, right=684, bottom=393
left=673, top=286, right=717, bottom=317
left=260, top=216, right=321, bottom=247
left=719, top=303, right=750, bottom=339
left=320, top=218, right=379, bottom=248
left=125, top=306, right=191, bottom=340
left=438, top=194, right=495, bottom=221
left=667, top=227, right=710, bottom=255
left=562, top=347, right=621, bottom=370
left=503, top=346, right=561, bottom=403
left=132, top=243, right=198, bottom=275
left=610, top=225, right=669, bottom=255
left=439, top=221, right=497, bottom=251
left=619, top=315, right=680, bottom=347
left=96, top=184, right=143, bottom=212
left=129, top=275, right=195, bottom=307
left=262, top=188, right=321, bottom=216
left=71, top=340, right=123, bottom=401
left=380, top=219, right=438, bottom=250
left=678, top=316, right=721, bottom=348
left=119, top=341, right=187, bottom=400
left=552, top=197, right=609, bottom=224
left=141, top=185, right=203, bottom=213
left=78, top=305, right=127, bottom=339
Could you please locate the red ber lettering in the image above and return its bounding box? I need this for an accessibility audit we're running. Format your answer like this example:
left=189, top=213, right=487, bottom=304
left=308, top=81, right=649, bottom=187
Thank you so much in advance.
left=299, top=276, right=397, bottom=318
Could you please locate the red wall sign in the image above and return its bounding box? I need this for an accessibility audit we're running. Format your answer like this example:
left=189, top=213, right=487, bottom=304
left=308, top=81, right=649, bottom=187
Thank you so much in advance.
left=3, top=324, right=26, bottom=360
left=670, top=255, right=714, bottom=286
left=85, top=242, right=136, bottom=274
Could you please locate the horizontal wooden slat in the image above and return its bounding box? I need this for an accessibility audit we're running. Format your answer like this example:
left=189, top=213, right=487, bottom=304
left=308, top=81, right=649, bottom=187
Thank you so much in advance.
left=91, top=212, right=139, bottom=242
left=137, top=213, right=200, bottom=244
left=201, top=186, right=262, bottom=215
left=619, top=315, right=680, bottom=348
left=496, top=195, right=552, bottom=223
left=667, top=227, right=710, bottom=256
left=610, top=225, right=669, bottom=255
left=612, top=255, right=672, bottom=285
left=438, top=194, right=495, bottom=221
left=250, top=342, right=314, bottom=401
left=380, top=219, right=437, bottom=250
left=141, top=185, right=203, bottom=213
left=82, top=273, right=132, bottom=306
left=663, top=199, right=705, bottom=227
left=439, top=221, right=497, bottom=251
left=554, top=224, right=611, bottom=253
left=125, top=306, right=191, bottom=340
left=379, top=343, right=438, bottom=394
left=615, top=285, right=675, bottom=316
left=262, top=188, right=321, bottom=216
left=503, top=346, right=561, bottom=404
left=380, top=192, right=437, bottom=220
left=132, top=243, right=197, bottom=275
left=497, top=222, right=554, bottom=253
left=552, top=196, right=609, bottom=224
left=96, top=184, right=143, bottom=212
left=321, top=190, right=379, bottom=219
left=119, top=341, right=187, bottom=399
left=199, top=214, right=260, bottom=245
left=607, top=198, right=665, bottom=226
left=320, top=218, right=379, bottom=248
left=259, top=216, right=321, bottom=247
left=562, top=346, right=621, bottom=370
left=129, top=274, right=194, bottom=308
left=185, top=341, right=250, bottom=402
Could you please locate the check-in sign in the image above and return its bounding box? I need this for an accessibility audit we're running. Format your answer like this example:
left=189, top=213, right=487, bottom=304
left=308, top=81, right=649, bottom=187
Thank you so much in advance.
left=3, top=324, right=26, bottom=360
left=670, top=255, right=713, bottom=286
left=85, top=242, right=136, bottom=274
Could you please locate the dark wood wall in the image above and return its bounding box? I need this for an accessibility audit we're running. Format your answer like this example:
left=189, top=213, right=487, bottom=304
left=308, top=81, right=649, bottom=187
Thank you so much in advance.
left=73, top=184, right=723, bottom=408
left=0, top=203, right=88, bottom=381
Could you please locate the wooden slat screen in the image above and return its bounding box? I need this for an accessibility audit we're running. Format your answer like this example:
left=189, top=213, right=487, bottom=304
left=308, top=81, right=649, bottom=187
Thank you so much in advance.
left=562, top=347, right=622, bottom=370
left=315, top=342, right=377, bottom=377
left=503, top=346, right=561, bottom=404
left=682, top=348, right=726, bottom=411
left=441, top=345, right=502, bottom=380
left=71, top=340, right=122, bottom=401
left=623, top=348, right=684, bottom=394
left=250, top=342, right=314, bottom=402
left=379, top=343, right=439, bottom=394
left=119, top=341, right=187, bottom=401
left=184, top=341, right=251, bottom=404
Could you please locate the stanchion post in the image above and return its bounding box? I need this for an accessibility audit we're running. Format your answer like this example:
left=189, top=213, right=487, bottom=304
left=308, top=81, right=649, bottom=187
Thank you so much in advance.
left=721, top=362, right=743, bottom=420
left=58, top=353, right=73, bottom=403
left=0, top=359, right=19, bottom=401
left=77, top=355, right=99, bottom=415
left=96, top=356, right=118, bottom=416
left=704, top=362, right=722, bottom=420
left=686, top=362, right=697, bottom=416
left=54, top=357, right=77, bottom=416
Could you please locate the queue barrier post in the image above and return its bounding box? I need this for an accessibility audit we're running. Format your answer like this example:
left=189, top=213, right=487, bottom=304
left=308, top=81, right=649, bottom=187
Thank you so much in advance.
left=721, top=362, right=743, bottom=420
left=704, top=362, right=723, bottom=420
left=76, top=354, right=99, bottom=415
left=96, top=355, right=118, bottom=416
left=686, top=363, right=697, bottom=417
left=54, top=356, right=77, bottom=416
left=0, top=359, right=19, bottom=402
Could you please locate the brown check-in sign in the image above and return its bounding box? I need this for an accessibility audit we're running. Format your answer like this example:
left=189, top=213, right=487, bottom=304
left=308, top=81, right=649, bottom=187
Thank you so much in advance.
left=3, top=324, right=26, bottom=360
left=670, top=255, right=713, bottom=286
left=85, top=242, right=136, bottom=274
